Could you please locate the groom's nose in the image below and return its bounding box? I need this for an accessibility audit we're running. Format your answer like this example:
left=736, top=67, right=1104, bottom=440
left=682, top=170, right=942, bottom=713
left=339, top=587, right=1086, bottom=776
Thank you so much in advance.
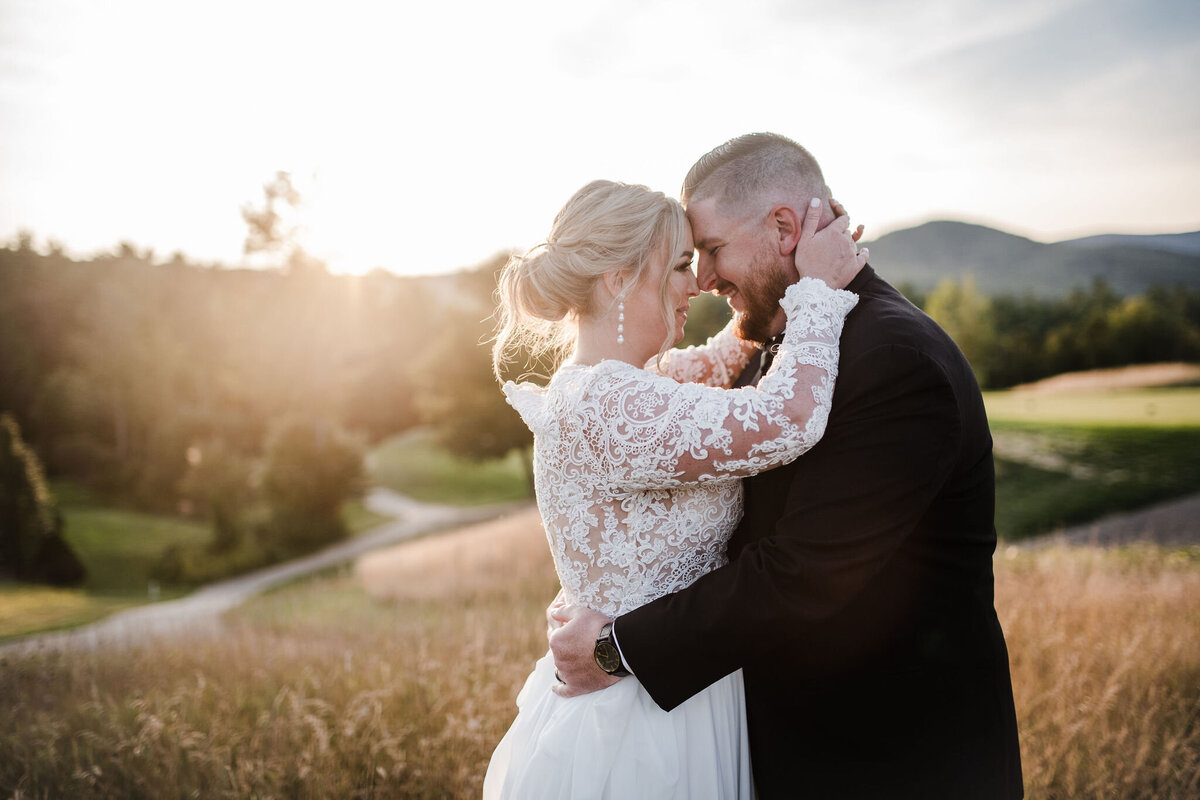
left=696, top=253, right=719, bottom=293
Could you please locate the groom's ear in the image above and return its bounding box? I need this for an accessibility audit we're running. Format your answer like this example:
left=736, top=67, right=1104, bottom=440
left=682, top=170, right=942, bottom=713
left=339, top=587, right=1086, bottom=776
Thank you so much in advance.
left=769, top=204, right=803, bottom=256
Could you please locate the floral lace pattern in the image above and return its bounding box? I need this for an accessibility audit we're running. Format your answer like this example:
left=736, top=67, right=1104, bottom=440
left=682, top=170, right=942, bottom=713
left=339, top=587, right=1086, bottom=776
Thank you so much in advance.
left=504, top=278, right=857, bottom=617
left=649, top=318, right=759, bottom=387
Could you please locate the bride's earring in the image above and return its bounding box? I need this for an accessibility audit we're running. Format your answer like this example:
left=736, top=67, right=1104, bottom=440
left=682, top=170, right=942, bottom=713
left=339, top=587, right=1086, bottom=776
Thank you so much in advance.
left=617, top=299, right=625, bottom=345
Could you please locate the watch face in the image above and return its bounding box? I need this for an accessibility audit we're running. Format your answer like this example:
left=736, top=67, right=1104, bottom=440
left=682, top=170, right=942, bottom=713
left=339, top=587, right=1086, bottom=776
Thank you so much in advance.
left=595, top=641, right=621, bottom=673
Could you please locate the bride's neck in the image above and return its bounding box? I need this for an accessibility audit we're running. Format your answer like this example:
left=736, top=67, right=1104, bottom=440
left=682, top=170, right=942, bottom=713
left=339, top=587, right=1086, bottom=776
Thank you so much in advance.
left=571, top=316, right=651, bottom=367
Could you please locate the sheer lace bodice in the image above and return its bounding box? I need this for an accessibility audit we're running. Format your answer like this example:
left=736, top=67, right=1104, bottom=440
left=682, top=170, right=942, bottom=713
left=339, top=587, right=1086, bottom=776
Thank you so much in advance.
left=503, top=278, right=857, bottom=617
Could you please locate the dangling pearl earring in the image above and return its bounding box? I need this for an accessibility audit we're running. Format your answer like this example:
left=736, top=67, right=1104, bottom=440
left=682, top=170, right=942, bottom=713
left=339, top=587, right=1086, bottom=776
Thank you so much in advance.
left=617, top=299, right=625, bottom=345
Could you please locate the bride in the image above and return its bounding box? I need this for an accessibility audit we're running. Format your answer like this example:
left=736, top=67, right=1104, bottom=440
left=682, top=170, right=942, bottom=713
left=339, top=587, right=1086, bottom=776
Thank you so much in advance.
left=483, top=179, right=864, bottom=799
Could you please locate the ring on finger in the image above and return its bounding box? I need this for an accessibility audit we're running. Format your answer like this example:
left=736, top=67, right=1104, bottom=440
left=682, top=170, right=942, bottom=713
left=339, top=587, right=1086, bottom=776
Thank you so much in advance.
left=555, top=669, right=565, bottom=684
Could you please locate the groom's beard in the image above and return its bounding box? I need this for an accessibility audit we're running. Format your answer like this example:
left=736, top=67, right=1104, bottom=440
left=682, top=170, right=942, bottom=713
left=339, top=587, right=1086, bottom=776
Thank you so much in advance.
left=731, top=252, right=789, bottom=346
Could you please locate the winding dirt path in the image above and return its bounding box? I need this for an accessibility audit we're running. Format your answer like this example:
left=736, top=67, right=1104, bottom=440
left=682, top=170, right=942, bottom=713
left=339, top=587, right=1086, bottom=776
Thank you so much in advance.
left=1016, top=491, right=1200, bottom=550
left=0, top=489, right=525, bottom=658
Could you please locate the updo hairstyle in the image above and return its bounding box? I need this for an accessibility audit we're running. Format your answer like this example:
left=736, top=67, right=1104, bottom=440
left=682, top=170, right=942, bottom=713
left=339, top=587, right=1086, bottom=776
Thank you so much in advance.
left=492, top=179, right=688, bottom=380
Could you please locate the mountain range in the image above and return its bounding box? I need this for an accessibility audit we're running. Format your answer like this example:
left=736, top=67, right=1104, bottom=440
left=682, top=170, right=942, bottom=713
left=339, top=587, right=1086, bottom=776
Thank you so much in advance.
left=860, top=222, right=1200, bottom=297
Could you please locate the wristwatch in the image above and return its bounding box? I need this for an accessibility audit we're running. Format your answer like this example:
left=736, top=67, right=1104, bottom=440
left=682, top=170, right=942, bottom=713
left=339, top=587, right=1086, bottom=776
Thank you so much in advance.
left=594, top=622, right=630, bottom=677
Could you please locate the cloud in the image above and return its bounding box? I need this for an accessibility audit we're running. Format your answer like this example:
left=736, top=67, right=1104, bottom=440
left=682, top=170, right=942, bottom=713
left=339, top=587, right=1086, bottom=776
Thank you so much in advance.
left=899, top=0, right=1200, bottom=121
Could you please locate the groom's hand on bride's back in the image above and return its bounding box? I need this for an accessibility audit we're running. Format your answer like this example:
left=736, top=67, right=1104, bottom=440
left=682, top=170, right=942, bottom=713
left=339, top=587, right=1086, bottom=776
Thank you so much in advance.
left=548, top=604, right=621, bottom=698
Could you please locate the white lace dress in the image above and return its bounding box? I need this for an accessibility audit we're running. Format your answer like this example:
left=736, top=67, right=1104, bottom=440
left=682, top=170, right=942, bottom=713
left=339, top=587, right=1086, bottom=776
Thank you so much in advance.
left=483, top=278, right=858, bottom=799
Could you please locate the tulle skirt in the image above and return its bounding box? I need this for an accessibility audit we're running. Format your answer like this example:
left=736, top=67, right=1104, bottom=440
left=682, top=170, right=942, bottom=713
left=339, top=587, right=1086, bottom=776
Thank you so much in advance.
left=483, top=651, right=753, bottom=799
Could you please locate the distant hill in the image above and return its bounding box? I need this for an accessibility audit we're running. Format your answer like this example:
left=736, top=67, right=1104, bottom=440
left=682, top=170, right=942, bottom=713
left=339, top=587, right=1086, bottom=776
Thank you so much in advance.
left=1062, top=231, right=1200, bottom=256
left=862, top=221, right=1200, bottom=297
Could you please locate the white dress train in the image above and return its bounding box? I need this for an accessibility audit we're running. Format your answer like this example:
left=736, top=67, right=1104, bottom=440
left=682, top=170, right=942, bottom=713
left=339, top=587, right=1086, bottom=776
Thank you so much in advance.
left=484, top=654, right=751, bottom=799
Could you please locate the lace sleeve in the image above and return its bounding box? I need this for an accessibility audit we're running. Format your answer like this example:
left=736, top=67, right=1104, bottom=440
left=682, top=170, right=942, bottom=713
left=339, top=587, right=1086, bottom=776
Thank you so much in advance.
left=649, top=318, right=759, bottom=387
left=595, top=278, right=858, bottom=489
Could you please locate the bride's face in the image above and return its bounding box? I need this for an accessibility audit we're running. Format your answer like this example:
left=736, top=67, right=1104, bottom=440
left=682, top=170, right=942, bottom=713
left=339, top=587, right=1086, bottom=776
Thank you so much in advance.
left=624, top=224, right=700, bottom=351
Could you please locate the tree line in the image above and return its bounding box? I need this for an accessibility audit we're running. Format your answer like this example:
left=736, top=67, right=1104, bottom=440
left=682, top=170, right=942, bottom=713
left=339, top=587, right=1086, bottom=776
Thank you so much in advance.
left=0, top=235, right=523, bottom=583
left=2, top=226, right=1199, bottom=584
left=913, top=277, right=1200, bottom=388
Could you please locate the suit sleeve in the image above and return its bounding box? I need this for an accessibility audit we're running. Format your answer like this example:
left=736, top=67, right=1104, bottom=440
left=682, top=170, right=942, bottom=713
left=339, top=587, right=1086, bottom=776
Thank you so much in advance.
left=614, top=343, right=963, bottom=711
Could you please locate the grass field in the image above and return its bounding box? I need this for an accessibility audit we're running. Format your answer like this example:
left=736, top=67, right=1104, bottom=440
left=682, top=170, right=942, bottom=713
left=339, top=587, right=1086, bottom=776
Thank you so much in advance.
left=0, top=485, right=215, bottom=641
left=3, top=426, right=520, bottom=642
left=368, top=429, right=531, bottom=506
left=62, top=506, right=211, bottom=596
left=2, top=512, right=1196, bottom=798
left=983, top=386, right=1200, bottom=428
left=983, top=384, right=1200, bottom=540
left=0, top=485, right=390, bottom=642
left=992, top=423, right=1200, bottom=539
left=0, top=586, right=131, bottom=641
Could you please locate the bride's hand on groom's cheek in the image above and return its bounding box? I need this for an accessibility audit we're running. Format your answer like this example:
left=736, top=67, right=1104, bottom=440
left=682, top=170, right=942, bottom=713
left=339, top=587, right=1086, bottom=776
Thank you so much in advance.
left=548, top=606, right=621, bottom=698
left=793, top=197, right=869, bottom=289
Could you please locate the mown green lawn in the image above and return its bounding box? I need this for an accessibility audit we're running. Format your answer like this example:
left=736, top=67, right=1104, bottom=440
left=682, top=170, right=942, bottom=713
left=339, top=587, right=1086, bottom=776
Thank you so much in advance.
left=992, top=423, right=1200, bottom=539
left=62, top=506, right=210, bottom=596
left=982, top=386, right=1200, bottom=427
left=368, top=428, right=531, bottom=505
left=985, top=385, right=1200, bottom=539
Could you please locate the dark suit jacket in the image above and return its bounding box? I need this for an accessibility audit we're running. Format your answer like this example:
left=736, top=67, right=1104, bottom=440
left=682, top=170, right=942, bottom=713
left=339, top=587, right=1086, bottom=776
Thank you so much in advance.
left=616, top=267, right=1023, bottom=799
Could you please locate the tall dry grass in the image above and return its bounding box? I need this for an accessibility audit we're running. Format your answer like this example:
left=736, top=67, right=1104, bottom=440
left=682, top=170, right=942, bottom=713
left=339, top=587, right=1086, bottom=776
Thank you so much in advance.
left=997, top=544, right=1200, bottom=798
left=1, top=509, right=1197, bottom=798
left=0, top=509, right=558, bottom=799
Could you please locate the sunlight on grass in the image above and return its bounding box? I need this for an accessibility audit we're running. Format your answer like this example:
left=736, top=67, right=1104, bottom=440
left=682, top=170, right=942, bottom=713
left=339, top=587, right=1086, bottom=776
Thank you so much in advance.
left=997, top=544, right=1200, bottom=797
left=368, top=429, right=530, bottom=506
left=0, top=585, right=132, bottom=641
left=983, top=386, right=1200, bottom=427
left=2, top=514, right=1197, bottom=798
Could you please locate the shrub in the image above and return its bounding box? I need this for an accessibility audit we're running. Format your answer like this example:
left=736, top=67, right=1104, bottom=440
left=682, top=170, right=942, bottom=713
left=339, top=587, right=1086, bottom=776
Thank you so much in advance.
left=256, top=417, right=365, bottom=555
left=0, top=414, right=85, bottom=585
left=179, top=437, right=255, bottom=553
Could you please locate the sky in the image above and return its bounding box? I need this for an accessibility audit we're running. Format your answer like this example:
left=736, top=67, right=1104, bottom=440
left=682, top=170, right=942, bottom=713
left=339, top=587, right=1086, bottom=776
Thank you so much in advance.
left=1, top=0, right=1198, bottom=276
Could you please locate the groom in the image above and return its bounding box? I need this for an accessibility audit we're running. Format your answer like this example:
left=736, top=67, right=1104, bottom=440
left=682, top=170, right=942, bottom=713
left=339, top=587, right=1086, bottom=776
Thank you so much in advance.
left=549, top=133, right=1023, bottom=798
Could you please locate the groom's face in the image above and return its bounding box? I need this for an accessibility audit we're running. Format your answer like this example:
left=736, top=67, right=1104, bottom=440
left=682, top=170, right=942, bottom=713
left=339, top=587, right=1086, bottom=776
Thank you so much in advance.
left=687, top=197, right=788, bottom=344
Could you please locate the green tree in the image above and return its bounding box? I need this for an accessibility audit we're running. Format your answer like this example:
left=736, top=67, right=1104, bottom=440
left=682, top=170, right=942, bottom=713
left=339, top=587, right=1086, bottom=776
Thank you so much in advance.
left=0, top=414, right=85, bottom=585
left=180, top=438, right=255, bottom=553
left=1044, top=280, right=1123, bottom=374
left=925, top=276, right=997, bottom=386
left=257, top=417, right=366, bottom=554
left=414, top=260, right=535, bottom=492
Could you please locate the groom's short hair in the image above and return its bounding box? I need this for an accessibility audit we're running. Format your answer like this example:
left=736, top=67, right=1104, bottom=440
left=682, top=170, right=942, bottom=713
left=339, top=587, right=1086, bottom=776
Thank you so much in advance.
left=682, top=132, right=829, bottom=213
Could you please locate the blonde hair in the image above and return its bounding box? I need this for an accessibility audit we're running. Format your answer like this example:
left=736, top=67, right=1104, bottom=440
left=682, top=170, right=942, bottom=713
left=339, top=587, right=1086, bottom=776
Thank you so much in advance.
left=493, top=180, right=688, bottom=381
